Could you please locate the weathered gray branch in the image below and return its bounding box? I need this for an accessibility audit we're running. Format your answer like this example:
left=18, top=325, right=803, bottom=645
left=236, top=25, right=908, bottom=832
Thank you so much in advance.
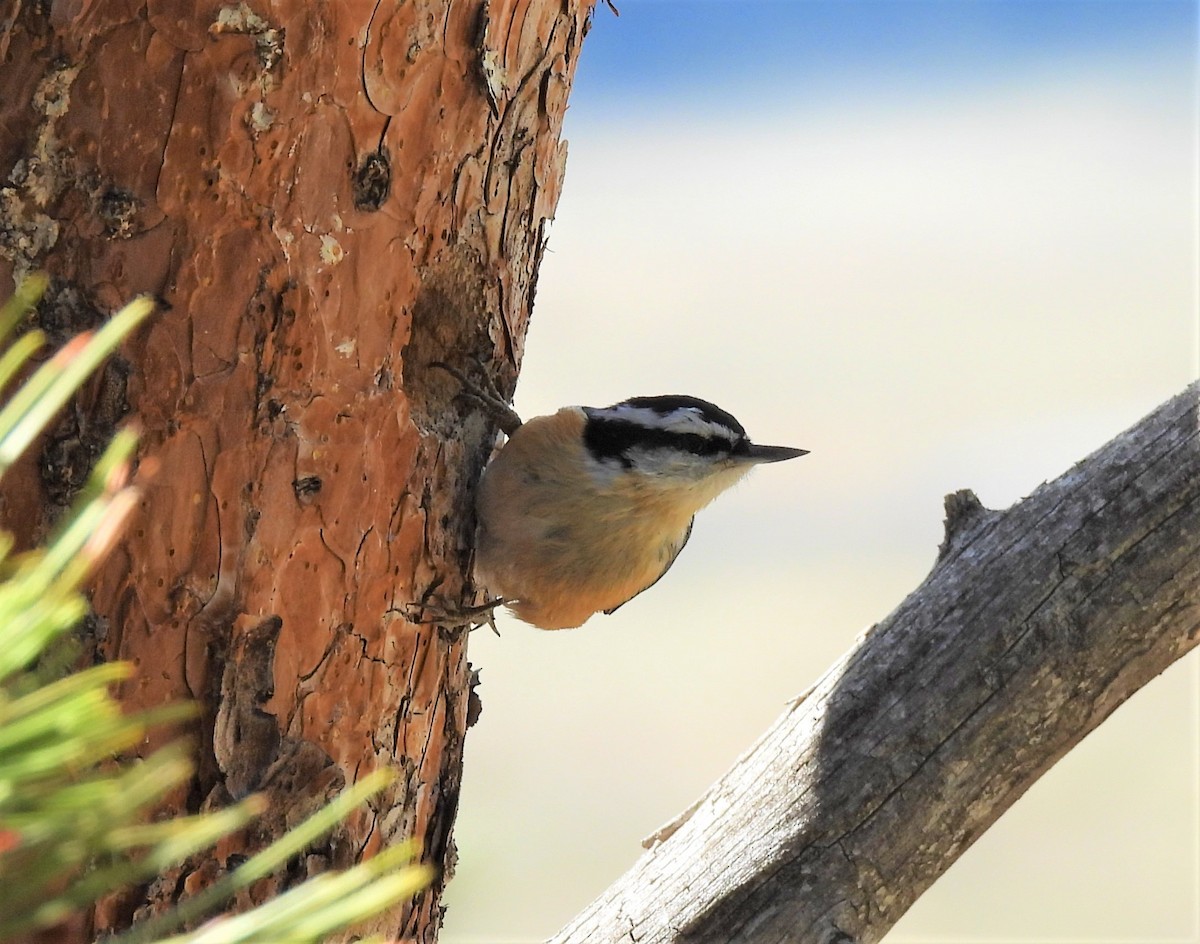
left=549, top=383, right=1200, bottom=944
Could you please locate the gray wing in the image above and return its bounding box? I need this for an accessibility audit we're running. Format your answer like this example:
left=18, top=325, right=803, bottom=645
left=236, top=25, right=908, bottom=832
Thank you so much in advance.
left=603, top=517, right=695, bottom=616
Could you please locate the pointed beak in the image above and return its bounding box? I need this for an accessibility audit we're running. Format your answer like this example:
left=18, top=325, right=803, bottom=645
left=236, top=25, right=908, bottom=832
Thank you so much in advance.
left=743, top=444, right=809, bottom=463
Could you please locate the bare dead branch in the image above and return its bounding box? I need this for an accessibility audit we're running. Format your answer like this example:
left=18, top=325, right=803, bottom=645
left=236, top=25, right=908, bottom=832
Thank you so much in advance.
left=550, top=383, right=1200, bottom=944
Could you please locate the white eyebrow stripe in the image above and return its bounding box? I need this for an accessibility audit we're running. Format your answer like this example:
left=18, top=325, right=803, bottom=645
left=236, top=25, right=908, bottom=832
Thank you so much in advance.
left=587, top=404, right=741, bottom=442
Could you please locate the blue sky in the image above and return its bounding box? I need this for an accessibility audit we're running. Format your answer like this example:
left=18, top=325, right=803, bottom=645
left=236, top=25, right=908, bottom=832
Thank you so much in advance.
left=570, top=0, right=1196, bottom=114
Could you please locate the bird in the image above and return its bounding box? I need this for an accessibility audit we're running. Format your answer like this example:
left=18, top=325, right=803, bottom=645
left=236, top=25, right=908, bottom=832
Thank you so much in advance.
left=449, top=368, right=807, bottom=630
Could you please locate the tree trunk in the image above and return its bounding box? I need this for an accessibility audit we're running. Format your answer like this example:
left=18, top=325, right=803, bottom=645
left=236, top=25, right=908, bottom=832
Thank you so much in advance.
left=549, top=383, right=1200, bottom=944
left=0, top=1, right=592, bottom=939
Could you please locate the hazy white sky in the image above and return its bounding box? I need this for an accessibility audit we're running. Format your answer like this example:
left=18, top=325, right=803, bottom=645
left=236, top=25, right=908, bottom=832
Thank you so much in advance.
left=443, top=3, right=1198, bottom=941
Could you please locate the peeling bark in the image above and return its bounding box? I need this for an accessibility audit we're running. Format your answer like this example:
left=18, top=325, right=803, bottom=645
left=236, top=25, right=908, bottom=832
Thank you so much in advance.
left=550, top=384, right=1200, bottom=944
left=0, top=1, right=594, bottom=939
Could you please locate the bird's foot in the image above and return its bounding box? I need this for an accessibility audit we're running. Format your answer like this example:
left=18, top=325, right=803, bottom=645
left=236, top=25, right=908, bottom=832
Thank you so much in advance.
left=397, top=595, right=506, bottom=636
left=430, top=361, right=523, bottom=435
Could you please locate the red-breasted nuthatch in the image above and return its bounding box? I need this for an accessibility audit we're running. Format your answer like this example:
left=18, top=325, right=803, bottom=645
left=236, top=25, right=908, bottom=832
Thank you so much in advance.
left=471, top=391, right=807, bottom=630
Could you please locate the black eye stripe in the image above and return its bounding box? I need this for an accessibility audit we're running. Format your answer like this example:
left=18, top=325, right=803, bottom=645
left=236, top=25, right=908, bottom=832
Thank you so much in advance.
left=583, top=418, right=744, bottom=466
left=581, top=396, right=755, bottom=468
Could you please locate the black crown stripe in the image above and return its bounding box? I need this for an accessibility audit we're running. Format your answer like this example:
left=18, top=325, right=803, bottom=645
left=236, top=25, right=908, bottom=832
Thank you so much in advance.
left=582, top=395, right=754, bottom=468
left=618, top=395, right=747, bottom=438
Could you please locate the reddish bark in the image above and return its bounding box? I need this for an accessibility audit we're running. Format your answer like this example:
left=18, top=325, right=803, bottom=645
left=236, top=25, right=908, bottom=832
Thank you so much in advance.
left=0, top=1, right=593, bottom=938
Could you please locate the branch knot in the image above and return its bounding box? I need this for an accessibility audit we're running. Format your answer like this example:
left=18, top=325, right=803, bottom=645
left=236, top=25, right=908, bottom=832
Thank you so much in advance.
left=936, top=488, right=994, bottom=562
